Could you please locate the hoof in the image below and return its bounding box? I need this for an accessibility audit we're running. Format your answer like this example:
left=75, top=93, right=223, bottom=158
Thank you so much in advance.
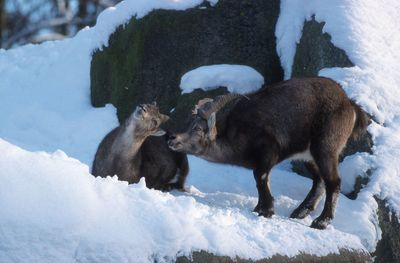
left=290, top=206, right=312, bottom=219
left=253, top=204, right=261, bottom=213
left=162, top=183, right=185, bottom=192
left=310, top=217, right=332, bottom=230
left=254, top=205, right=274, bottom=218
left=258, top=209, right=274, bottom=218
left=254, top=207, right=274, bottom=218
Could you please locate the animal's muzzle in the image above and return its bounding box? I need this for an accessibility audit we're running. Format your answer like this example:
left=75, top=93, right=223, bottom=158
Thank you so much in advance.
left=168, top=135, right=183, bottom=151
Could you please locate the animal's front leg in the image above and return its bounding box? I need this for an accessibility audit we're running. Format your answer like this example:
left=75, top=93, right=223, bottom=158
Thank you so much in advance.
left=162, top=182, right=186, bottom=192
left=253, top=168, right=274, bottom=218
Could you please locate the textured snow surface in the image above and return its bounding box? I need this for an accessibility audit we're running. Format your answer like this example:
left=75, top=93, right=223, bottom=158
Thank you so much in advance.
left=0, top=139, right=368, bottom=262
left=180, top=65, right=264, bottom=94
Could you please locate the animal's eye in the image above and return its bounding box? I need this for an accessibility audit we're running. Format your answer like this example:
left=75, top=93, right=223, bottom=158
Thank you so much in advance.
left=193, top=126, right=202, bottom=132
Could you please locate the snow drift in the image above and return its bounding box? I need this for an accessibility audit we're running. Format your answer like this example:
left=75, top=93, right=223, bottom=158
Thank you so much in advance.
left=0, top=139, right=368, bottom=262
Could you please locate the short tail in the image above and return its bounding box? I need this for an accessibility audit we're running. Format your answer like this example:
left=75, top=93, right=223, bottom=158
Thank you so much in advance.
left=351, top=100, right=369, bottom=140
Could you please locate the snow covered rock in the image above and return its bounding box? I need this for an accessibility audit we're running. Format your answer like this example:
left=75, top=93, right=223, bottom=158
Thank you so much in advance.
left=180, top=64, right=264, bottom=95
left=90, top=0, right=283, bottom=130
left=1, top=0, right=399, bottom=261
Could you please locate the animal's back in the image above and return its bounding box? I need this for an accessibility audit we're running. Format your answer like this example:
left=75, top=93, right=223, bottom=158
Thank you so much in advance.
left=223, top=77, right=355, bottom=160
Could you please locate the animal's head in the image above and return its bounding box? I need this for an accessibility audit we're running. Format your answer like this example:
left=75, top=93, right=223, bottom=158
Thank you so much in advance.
left=168, top=94, right=242, bottom=155
left=132, top=102, right=170, bottom=137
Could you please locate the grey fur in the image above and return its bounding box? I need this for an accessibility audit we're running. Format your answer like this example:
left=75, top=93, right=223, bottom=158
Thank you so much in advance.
left=93, top=103, right=188, bottom=191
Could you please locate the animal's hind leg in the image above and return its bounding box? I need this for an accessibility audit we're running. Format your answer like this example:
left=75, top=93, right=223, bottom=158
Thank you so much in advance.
left=290, top=161, right=325, bottom=219
left=310, top=107, right=354, bottom=229
left=310, top=155, right=341, bottom=229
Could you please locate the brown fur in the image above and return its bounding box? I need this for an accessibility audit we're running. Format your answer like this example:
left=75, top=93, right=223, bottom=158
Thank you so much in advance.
left=169, top=77, right=368, bottom=229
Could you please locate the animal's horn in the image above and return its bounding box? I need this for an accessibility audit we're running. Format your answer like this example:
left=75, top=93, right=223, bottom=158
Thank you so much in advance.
left=199, top=93, right=244, bottom=118
left=192, top=98, right=214, bottom=115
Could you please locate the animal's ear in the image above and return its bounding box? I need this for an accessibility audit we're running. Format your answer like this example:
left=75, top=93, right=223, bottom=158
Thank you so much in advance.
left=151, top=129, right=166, bottom=137
left=152, top=101, right=157, bottom=106
left=207, top=112, right=217, bottom=140
left=160, top=114, right=170, bottom=123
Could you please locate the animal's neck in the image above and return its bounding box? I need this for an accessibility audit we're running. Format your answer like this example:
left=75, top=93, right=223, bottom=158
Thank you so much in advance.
left=112, top=117, right=146, bottom=160
left=200, top=138, right=235, bottom=164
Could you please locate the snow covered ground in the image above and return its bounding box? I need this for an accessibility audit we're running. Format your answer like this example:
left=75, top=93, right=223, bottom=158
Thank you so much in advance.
left=0, top=139, right=368, bottom=262
left=0, top=0, right=399, bottom=262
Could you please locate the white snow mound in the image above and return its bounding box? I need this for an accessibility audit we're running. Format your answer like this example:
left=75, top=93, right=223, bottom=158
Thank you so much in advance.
left=0, top=139, right=369, bottom=262
left=180, top=64, right=264, bottom=94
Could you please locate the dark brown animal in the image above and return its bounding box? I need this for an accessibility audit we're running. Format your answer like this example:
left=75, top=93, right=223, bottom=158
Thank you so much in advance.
left=168, top=77, right=367, bottom=229
left=92, top=103, right=188, bottom=191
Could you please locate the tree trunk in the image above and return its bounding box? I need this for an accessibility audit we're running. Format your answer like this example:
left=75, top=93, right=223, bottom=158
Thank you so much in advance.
left=0, top=0, right=5, bottom=48
left=77, top=0, right=88, bottom=30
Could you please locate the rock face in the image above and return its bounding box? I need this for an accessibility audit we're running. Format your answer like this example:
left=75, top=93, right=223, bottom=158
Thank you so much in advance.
left=374, top=198, right=400, bottom=263
left=176, top=250, right=372, bottom=263
left=90, top=0, right=283, bottom=130
left=291, top=17, right=354, bottom=77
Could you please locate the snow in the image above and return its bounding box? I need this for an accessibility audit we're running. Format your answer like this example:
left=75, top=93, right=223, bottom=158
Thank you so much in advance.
left=0, top=139, right=368, bottom=262
left=276, top=0, right=400, bottom=217
left=180, top=65, right=264, bottom=94
left=0, top=0, right=398, bottom=261
left=339, top=152, right=373, bottom=195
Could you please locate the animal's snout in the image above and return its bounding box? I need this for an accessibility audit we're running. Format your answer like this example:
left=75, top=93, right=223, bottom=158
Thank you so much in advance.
left=168, top=134, right=183, bottom=150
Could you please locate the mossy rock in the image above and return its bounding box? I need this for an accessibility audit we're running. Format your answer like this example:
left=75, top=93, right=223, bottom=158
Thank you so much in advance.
left=90, top=0, right=283, bottom=130
left=176, top=249, right=372, bottom=263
